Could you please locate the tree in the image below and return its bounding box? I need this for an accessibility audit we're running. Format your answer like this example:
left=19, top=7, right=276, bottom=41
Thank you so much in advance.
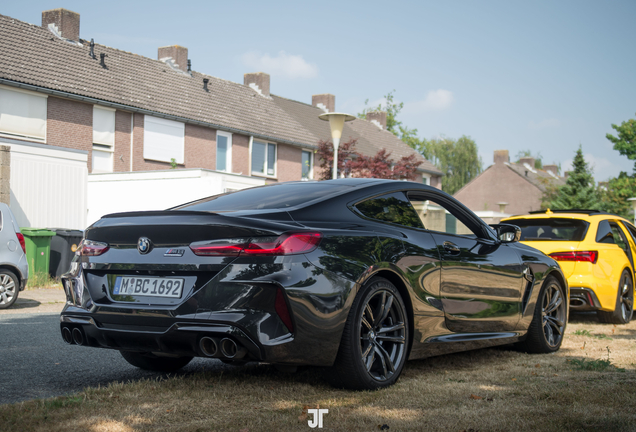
left=598, top=113, right=636, bottom=218
left=358, top=91, right=483, bottom=193
left=358, top=91, right=424, bottom=150
left=418, top=136, right=482, bottom=195
left=542, top=146, right=599, bottom=210
left=315, top=138, right=422, bottom=181
left=606, top=113, right=636, bottom=172
left=599, top=173, right=636, bottom=219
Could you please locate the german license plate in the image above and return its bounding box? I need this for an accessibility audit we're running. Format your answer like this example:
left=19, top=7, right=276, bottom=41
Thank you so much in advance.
left=113, top=277, right=184, bottom=298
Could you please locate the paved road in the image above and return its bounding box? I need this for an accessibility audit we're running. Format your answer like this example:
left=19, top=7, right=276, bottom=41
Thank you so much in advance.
left=0, top=312, right=227, bottom=405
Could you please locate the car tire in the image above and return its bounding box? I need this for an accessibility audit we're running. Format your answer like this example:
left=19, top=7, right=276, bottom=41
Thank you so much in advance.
left=597, top=269, right=634, bottom=324
left=329, top=277, right=409, bottom=390
left=517, top=275, right=566, bottom=353
left=0, top=270, right=19, bottom=310
left=120, top=351, right=193, bottom=372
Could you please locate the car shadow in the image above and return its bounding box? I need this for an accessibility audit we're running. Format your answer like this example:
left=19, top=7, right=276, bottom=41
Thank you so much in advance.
left=568, top=311, right=601, bottom=324
left=7, top=297, right=42, bottom=310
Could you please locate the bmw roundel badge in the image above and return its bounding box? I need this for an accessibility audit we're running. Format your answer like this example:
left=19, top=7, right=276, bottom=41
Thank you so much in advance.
left=137, top=237, right=151, bottom=254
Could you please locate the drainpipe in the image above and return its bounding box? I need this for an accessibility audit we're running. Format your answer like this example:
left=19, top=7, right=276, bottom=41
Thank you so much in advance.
left=129, top=113, right=134, bottom=172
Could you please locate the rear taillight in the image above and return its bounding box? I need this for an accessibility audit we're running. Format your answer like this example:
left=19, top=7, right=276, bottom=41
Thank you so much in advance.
left=79, top=239, right=110, bottom=256
left=549, top=251, right=598, bottom=264
left=16, top=233, right=26, bottom=254
left=190, top=232, right=322, bottom=257
left=188, top=239, right=247, bottom=257
left=244, top=233, right=322, bottom=256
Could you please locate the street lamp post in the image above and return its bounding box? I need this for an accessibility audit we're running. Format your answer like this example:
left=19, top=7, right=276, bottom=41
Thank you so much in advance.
left=319, top=112, right=355, bottom=179
left=628, top=198, right=636, bottom=224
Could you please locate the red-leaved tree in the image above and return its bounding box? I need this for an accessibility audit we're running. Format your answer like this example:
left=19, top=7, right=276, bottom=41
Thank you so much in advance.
left=316, top=139, right=422, bottom=181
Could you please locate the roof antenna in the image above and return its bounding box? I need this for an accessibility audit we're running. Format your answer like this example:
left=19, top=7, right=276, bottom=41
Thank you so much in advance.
left=203, top=78, right=209, bottom=92
left=100, top=53, right=107, bottom=68
left=89, top=38, right=96, bottom=59
left=187, top=59, right=192, bottom=73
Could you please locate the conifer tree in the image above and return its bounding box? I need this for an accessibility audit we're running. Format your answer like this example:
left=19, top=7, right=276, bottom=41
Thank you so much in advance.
left=543, top=146, right=599, bottom=210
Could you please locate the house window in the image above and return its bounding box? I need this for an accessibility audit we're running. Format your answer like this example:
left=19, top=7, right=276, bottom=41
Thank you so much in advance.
left=251, top=140, right=276, bottom=177
left=92, top=106, right=115, bottom=173
left=216, top=131, right=232, bottom=172
left=143, top=115, right=184, bottom=164
left=302, top=150, right=313, bottom=180
left=0, top=86, right=47, bottom=142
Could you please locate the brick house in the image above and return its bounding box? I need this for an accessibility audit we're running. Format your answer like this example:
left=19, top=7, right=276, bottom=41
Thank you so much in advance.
left=0, top=9, right=441, bottom=190
left=453, top=149, right=566, bottom=218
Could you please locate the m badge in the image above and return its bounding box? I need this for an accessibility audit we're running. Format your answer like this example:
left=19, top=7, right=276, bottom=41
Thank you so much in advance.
left=164, top=248, right=185, bottom=257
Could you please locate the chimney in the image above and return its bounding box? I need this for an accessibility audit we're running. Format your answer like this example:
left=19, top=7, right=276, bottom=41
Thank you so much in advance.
left=519, top=157, right=536, bottom=168
left=158, top=45, right=188, bottom=72
left=366, top=111, right=387, bottom=130
left=565, top=171, right=571, bottom=179
left=42, top=8, right=80, bottom=41
left=244, top=72, right=270, bottom=97
left=494, top=150, right=509, bottom=165
left=544, top=164, right=558, bottom=175
left=312, top=94, right=335, bottom=113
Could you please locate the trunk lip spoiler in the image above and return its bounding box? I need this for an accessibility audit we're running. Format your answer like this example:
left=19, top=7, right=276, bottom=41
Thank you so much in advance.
left=101, top=210, right=218, bottom=219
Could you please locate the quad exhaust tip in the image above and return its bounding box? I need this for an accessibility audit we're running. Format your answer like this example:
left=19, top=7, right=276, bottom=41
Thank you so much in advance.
left=72, top=327, right=84, bottom=346
left=199, top=336, right=219, bottom=357
left=61, top=326, right=73, bottom=344
left=220, top=338, right=247, bottom=359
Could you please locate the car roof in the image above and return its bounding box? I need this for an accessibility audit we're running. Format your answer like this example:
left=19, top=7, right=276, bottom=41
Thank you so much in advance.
left=504, top=210, right=632, bottom=225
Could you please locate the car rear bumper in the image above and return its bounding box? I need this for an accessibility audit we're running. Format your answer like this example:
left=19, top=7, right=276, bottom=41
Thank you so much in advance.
left=567, top=273, right=616, bottom=310
left=60, top=257, right=356, bottom=366
left=569, top=287, right=602, bottom=311
left=60, top=311, right=265, bottom=361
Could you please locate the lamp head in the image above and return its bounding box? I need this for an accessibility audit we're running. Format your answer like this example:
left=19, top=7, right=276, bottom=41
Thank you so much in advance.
left=319, top=112, right=355, bottom=141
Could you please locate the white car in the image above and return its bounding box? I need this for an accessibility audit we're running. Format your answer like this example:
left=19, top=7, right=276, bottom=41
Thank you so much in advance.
left=0, top=203, right=29, bottom=308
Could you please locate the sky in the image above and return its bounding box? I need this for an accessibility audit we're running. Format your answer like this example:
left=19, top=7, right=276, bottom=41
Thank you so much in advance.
left=3, top=1, right=635, bottom=181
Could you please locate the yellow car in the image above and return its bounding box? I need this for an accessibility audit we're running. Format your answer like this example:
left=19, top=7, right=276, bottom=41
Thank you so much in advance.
left=502, top=210, right=635, bottom=324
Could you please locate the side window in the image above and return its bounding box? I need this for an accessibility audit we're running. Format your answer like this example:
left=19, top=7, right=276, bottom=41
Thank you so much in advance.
left=610, top=222, right=628, bottom=252
left=354, top=192, right=423, bottom=229
left=409, top=197, right=478, bottom=237
left=596, top=220, right=614, bottom=244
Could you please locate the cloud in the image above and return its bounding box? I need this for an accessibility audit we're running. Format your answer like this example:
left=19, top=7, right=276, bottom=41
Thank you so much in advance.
left=528, top=118, right=561, bottom=130
left=403, top=89, right=454, bottom=113
left=241, top=51, right=318, bottom=79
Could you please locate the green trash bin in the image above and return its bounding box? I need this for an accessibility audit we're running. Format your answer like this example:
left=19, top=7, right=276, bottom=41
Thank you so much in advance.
left=21, top=228, right=56, bottom=275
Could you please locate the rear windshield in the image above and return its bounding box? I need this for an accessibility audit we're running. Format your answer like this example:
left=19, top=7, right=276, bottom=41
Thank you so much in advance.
left=509, top=218, right=589, bottom=241
left=172, top=182, right=353, bottom=212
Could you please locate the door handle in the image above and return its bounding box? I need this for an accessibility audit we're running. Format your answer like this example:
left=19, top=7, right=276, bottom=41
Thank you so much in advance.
left=443, top=241, right=460, bottom=254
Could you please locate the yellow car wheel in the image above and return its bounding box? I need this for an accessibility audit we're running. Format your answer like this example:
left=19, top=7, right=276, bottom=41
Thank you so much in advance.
left=597, top=270, right=634, bottom=324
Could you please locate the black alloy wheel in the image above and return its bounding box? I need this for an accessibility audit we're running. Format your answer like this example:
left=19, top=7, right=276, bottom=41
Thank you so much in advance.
left=598, top=270, right=634, bottom=324
left=518, top=275, right=566, bottom=353
left=330, top=277, right=408, bottom=390
left=0, top=270, right=19, bottom=310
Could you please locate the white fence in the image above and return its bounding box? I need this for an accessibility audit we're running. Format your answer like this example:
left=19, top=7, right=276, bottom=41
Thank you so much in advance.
left=4, top=139, right=88, bottom=230
left=87, top=169, right=266, bottom=226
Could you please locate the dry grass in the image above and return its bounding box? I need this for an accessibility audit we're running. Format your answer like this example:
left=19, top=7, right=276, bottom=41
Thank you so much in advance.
left=1, top=313, right=635, bottom=431
left=26, top=272, right=62, bottom=289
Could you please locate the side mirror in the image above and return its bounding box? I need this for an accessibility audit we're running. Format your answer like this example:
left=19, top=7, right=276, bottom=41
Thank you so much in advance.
left=490, top=223, right=521, bottom=243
